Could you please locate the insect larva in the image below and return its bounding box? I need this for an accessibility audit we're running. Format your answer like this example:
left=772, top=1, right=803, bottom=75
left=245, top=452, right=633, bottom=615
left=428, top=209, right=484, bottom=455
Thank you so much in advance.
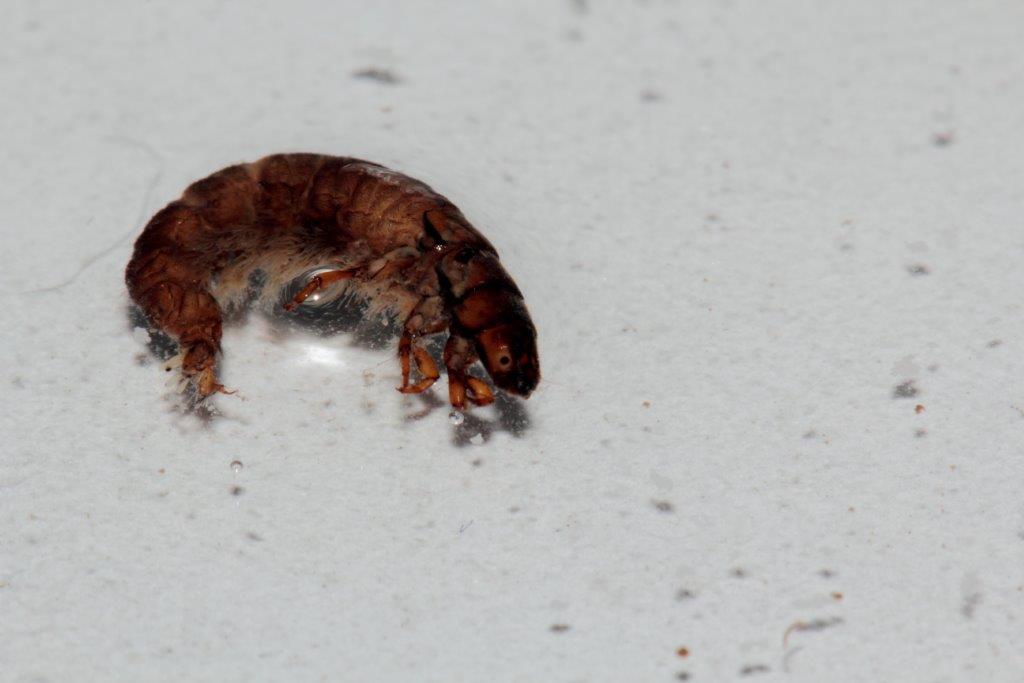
left=125, top=154, right=539, bottom=409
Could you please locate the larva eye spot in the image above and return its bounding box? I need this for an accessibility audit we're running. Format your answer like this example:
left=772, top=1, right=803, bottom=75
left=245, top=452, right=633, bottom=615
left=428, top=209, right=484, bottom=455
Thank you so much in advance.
left=474, top=323, right=540, bottom=398
left=455, top=247, right=475, bottom=264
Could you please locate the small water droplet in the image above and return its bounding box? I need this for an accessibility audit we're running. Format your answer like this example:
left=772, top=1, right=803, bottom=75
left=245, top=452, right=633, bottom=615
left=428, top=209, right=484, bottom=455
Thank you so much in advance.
left=448, top=411, right=465, bottom=425
left=230, top=460, right=243, bottom=473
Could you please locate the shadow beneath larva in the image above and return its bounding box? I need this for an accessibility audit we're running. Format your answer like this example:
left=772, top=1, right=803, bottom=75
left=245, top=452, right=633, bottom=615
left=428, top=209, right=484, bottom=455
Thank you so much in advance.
left=126, top=270, right=534, bottom=439
left=453, top=392, right=532, bottom=447
left=128, top=268, right=536, bottom=436
left=268, top=276, right=400, bottom=350
left=126, top=304, right=246, bottom=424
left=403, top=386, right=532, bottom=447
left=273, top=274, right=534, bottom=442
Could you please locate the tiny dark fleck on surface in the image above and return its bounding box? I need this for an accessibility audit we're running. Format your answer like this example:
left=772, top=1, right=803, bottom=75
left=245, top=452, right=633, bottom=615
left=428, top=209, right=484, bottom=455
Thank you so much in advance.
left=230, top=486, right=244, bottom=496
left=740, top=664, right=770, bottom=676
left=652, top=499, right=674, bottom=513
left=509, top=506, right=521, bottom=514
left=246, top=531, right=263, bottom=542
left=675, top=588, right=696, bottom=601
left=640, top=88, right=663, bottom=102
left=802, top=429, right=818, bottom=439
left=932, top=131, right=955, bottom=147
left=961, top=592, right=982, bottom=619
left=893, top=380, right=918, bottom=399
left=915, top=428, right=928, bottom=438
left=353, top=67, right=400, bottom=84
left=676, top=672, right=691, bottom=681
left=818, top=568, right=836, bottom=579
left=906, top=263, right=930, bottom=276
left=987, top=339, right=1002, bottom=348
left=731, top=567, right=747, bottom=578
left=569, top=0, right=588, bottom=14
left=550, top=623, right=571, bottom=633
left=471, top=458, right=483, bottom=467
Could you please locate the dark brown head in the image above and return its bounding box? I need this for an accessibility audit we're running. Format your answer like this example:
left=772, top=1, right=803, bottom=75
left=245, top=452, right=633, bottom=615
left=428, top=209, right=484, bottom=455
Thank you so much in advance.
left=443, top=249, right=540, bottom=398
left=474, top=320, right=540, bottom=397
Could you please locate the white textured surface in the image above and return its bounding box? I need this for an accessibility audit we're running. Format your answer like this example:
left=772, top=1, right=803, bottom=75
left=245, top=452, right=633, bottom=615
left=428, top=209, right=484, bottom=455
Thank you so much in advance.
left=2, top=1, right=1023, bottom=681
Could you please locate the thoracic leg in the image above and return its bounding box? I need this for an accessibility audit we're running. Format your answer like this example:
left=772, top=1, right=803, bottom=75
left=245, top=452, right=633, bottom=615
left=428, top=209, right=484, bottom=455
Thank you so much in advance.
left=398, top=343, right=440, bottom=394
left=444, top=334, right=493, bottom=408
left=465, top=377, right=494, bottom=407
left=285, top=248, right=422, bottom=312
left=397, top=296, right=448, bottom=394
left=283, top=268, right=357, bottom=311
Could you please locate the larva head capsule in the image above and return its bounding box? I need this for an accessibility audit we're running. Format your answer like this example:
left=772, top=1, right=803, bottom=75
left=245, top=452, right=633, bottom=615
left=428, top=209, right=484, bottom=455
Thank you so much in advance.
left=454, top=286, right=540, bottom=398
left=443, top=247, right=541, bottom=398
left=475, top=320, right=541, bottom=397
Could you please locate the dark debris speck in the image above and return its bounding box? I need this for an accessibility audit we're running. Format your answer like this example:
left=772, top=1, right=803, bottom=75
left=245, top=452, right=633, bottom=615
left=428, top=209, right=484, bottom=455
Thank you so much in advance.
left=740, top=664, right=771, bottom=676
left=675, top=588, right=696, bottom=601
left=352, top=67, right=400, bottom=85
left=961, top=592, right=982, bottom=619
left=639, top=88, right=663, bottom=102
left=893, top=380, right=919, bottom=399
left=230, top=486, right=244, bottom=496
left=550, top=623, right=571, bottom=633
left=906, top=263, right=930, bottom=276
left=652, top=500, right=674, bottom=513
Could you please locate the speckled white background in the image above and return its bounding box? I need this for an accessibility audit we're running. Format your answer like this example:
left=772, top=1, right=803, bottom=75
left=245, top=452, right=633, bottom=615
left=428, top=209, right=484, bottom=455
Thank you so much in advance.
left=2, top=1, right=1023, bottom=681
